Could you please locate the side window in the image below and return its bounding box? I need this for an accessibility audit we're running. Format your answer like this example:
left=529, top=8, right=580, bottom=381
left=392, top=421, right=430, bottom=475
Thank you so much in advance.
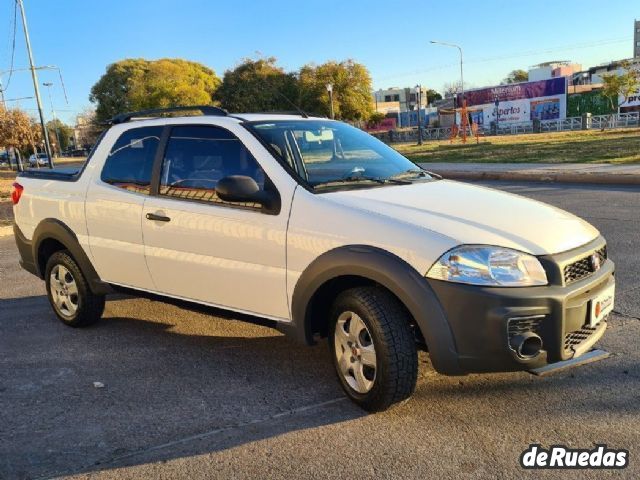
left=159, top=126, right=265, bottom=208
left=100, top=126, right=163, bottom=195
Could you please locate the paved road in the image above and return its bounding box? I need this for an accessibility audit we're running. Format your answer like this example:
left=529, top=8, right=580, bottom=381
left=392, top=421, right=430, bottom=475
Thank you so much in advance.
left=1, top=182, right=639, bottom=479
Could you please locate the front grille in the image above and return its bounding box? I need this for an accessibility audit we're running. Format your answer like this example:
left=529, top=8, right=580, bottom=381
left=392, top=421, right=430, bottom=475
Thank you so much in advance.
left=507, top=315, right=544, bottom=338
left=563, top=245, right=607, bottom=285
left=507, top=315, right=545, bottom=356
left=564, top=324, right=598, bottom=354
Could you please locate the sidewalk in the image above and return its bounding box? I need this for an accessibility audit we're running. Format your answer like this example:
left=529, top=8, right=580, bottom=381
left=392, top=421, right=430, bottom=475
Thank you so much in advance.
left=418, top=163, right=640, bottom=185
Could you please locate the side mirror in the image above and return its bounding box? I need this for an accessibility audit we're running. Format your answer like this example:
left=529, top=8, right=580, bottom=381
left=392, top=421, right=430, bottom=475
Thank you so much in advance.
left=216, top=175, right=279, bottom=213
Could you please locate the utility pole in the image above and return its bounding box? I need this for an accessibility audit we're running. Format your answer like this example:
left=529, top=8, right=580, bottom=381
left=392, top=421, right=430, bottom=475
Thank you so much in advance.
left=17, top=0, right=54, bottom=168
left=415, top=85, right=423, bottom=145
left=326, top=83, right=334, bottom=119
left=43, top=82, right=61, bottom=155
left=0, top=78, right=5, bottom=108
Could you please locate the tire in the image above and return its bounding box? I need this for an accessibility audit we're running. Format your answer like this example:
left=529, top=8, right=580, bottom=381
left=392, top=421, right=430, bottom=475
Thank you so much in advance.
left=329, top=286, right=418, bottom=412
left=45, top=250, right=105, bottom=327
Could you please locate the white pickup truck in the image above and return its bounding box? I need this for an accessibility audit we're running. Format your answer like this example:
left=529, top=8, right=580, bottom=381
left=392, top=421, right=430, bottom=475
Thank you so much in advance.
left=12, top=106, right=615, bottom=411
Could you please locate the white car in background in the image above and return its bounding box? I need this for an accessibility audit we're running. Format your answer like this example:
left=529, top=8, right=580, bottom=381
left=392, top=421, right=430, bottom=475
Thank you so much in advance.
left=28, top=153, right=50, bottom=167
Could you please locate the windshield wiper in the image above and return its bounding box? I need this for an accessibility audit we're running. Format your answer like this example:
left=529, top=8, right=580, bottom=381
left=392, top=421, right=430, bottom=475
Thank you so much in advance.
left=314, top=173, right=417, bottom=189
left=386, top=168, right=436, bottom=181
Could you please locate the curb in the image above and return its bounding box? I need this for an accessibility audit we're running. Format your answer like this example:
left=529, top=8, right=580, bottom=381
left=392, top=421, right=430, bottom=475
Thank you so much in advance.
left=0, top=225, right=13, bottom=238
left=425, top=170, right=640, bottom=186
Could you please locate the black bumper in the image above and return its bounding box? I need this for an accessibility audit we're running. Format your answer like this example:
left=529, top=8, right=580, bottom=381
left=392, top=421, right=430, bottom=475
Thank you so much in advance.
left=427, top=237, right=614, bottom=374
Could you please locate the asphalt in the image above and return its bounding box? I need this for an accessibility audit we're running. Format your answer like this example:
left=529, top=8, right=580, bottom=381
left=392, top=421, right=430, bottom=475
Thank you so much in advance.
left=419, top=163, right=640, bottom=185
left=1, top=181, right=639, bottom=480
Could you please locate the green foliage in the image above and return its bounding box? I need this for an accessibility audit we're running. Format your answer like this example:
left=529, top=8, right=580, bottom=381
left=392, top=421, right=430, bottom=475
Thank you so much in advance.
left=89, top=58, right=221, bottom=122
left=89, top=56, right=376, bottom=121
left=426, top=89, right=442, bottom=104
left=46, top=119, right=73, bottom=152
left=367, top=112, right=387, bottom=129
left=298, top=60, right=374, bottom=121
left=503, top=69, right=528, bottom=84
left=215, top=57, right=299, bottom=113
left=567, top=91, right=616, bottom=117
left=601, top=61, right=640, bottom=110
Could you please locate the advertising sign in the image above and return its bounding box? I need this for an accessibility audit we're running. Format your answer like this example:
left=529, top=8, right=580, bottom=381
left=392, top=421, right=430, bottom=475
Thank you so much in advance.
left=457, top=78, right=567, bottom=125
left=621, top=89, right=640, bottom=109
left=365, top=117, right=397, bottom=132
left=568, top=91, right=616, bottom=116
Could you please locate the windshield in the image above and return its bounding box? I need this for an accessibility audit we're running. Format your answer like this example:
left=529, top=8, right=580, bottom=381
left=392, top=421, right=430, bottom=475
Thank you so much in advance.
left=247, top=120, right=432, bottom=190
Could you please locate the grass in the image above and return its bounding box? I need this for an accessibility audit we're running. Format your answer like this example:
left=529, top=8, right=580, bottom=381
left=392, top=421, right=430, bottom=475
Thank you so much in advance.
left=394, top=128, right=640, bottom=164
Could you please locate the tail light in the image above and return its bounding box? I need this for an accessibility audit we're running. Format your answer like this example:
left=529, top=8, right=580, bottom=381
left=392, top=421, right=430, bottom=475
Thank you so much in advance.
left=11, top=182, right=24, bottom=205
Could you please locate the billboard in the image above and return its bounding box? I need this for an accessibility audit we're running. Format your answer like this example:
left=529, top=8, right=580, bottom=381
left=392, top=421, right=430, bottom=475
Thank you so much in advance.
left=620, top=89, right=640, bottom=109
left=456, top=77, right=567, bottom=125
left=568, top=91, right=616, bottom=117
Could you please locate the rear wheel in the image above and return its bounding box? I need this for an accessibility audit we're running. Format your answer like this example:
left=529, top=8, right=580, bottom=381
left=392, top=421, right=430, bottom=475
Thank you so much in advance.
left=329, top=286, right=418, bottom=412
left=45, top=251, right=105, bottom=327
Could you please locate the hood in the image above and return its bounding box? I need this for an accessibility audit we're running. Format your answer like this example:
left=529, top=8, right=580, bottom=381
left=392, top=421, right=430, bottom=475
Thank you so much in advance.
left=324, top=180, right=599, bottom=255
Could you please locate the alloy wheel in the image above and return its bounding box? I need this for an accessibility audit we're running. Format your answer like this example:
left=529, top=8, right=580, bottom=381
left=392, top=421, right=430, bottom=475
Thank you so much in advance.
left=334, top=311, right=377, bottom=393
left=50, top=264, right=79, bottom=318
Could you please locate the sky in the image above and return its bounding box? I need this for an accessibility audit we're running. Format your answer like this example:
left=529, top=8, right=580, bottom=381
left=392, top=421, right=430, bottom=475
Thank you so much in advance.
left=0, top=0, right=637, bottom=124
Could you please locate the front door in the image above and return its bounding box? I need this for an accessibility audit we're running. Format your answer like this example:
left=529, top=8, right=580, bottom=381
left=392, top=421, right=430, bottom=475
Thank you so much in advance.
left=141, top=124, right=292, bottom=320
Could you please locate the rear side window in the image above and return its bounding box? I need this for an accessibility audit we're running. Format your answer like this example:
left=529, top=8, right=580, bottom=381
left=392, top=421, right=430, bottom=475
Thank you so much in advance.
left=101, top=126, right=163, bottom=194
left=159, top=126, right=265, bottom=208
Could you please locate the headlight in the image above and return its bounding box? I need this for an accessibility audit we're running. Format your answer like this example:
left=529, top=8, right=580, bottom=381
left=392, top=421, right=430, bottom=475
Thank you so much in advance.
left=426, top=245, right=548, bottom=287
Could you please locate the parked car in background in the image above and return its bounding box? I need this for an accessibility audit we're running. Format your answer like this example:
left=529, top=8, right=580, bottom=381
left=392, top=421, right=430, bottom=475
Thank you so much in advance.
left=28, top=153, right=50, bottom=167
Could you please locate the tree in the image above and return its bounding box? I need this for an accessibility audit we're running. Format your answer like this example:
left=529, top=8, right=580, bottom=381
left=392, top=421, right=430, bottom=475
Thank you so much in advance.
left=73, top=108, right=103, bottom=149
left=0, top=107, right=40, bottom=159
left=46, top=119, right=73, bottom=153
left=601, top=61, right=640, bottom=111
left=502, top=69, right=528, bottom=84
left=442, top=81, right=462, bottom=97
left=89, top=58, right=221, bottom=122
left=601, top=61, right=639, bottom=130
left=298, top=60, right=374, bottom=120
left=426, top=89, right=442, bottom=104
left=367, top=111, right=386, bottom=127
left=215, top=57, right=299, bottom=113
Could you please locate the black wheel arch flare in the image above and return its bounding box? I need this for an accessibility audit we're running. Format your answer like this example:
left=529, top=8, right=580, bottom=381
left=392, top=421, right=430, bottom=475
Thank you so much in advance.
left=30, top=218, right=113, bottom=295
left=287, top=244, right=464, bottom=375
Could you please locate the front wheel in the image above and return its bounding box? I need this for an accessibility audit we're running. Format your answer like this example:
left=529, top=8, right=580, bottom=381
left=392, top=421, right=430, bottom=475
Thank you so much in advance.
left=329, top=287, right=418, bottom=412
left=45, top=251, right=105, bottom=327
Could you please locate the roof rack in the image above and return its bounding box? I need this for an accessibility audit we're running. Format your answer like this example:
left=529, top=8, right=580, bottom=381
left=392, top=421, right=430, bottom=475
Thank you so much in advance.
left=108, top=105, right=228, bottom=124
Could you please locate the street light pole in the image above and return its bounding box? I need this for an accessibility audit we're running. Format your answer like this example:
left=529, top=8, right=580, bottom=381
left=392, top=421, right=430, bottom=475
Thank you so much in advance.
left=494, top=95, right=500, bottom=135
left=43, top=82, right=61, bottom=155
left=430, top=40, right=467, bottom=142
left=17, top=0, right=54, bottom=168
left=326, top=83, right=334, bottom=119
left=415, top=85, right=423, bottom=145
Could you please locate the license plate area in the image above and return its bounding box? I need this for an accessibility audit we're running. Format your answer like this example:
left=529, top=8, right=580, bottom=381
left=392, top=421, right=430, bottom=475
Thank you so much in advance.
left=589, top=283, right=615, bottom=327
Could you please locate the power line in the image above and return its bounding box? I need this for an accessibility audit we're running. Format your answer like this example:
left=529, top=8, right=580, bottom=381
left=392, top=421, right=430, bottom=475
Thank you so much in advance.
left=376, top=37, right=632, bottom=82
left=3, top=0, right=18, bottom=92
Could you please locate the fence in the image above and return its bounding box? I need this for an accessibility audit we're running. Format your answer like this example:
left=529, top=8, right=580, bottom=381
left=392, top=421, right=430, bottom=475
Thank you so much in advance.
left=374, top=112, right=640, bottom=143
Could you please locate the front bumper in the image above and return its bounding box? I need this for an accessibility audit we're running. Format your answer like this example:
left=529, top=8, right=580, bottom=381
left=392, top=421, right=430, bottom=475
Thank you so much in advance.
left=427, top=236, right=614, bottom=373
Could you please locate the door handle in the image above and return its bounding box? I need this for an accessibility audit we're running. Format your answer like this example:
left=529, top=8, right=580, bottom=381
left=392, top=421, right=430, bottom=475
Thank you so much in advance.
left=146, top=212, right=171, bottom=222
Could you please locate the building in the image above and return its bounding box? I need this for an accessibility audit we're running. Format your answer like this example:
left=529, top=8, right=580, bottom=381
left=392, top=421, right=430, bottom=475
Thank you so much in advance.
left=635, top=19, right=640, bottom=58
left=583, top=58, right=640, bottom=84
left=373, top=86, right=430, bottom=113
left=528, top=61, right=582, bottom=81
